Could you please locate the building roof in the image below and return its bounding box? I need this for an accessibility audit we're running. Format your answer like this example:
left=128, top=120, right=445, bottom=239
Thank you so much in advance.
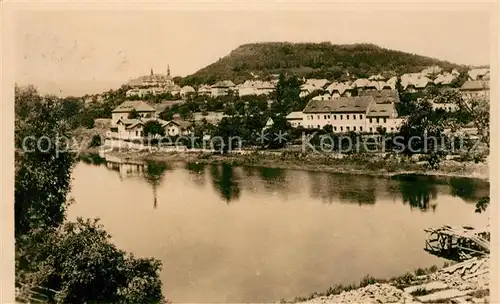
left=286, top=111, right=304, bottom=120
left=303, top=95, right=373, bottom=113
left=468, top=68, right=489, bottom=80
left=165, top=120, right=193, bottom=130
left=366, top=102, right=397, bottom=118
left=112, top=100, right=155, bottom=113
left=460, top=80, right=490, bottom=91
left=212, top=80, right=235, bottom=88
left=359, top=89, right=400, bottom=103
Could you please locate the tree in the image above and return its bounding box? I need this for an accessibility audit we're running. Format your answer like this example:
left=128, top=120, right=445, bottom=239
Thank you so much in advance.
left=15, top=86, right=166, bottom=303
left=128, top=109, right=140, bottom=119
left=143, top=120, right=166, bottom=137
left=323, top=124, right=333, bottom=134
left=16, top=218, right=164, bottom=304
left=15, top=88, right=75, bottom=236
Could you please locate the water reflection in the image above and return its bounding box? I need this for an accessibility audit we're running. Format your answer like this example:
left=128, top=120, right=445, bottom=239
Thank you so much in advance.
left=210, top=163, right=241, bottom=203
left=185, top=163, right=207, bottom=187
left=94, top=159, right=488, bottom=212
left=449, top=177, right=489, bottom=203
left=393, top=175, right=438, bottom=212
left=144, top=160, right=170, bottom=208
left=309, top=173, right=377, bottom=205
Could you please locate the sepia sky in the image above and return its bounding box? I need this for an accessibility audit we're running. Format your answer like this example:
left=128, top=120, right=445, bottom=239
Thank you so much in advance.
left=14, top=3, right=493, bottom=96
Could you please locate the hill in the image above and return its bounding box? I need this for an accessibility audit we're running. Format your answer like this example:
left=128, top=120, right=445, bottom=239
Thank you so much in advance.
left=182, top=42, right=464, bottom=85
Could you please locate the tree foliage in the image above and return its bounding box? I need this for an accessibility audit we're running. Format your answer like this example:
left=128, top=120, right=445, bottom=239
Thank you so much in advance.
left=15, top=85, right=166, bottom=303
left=143, top=120, right=166, bottom=137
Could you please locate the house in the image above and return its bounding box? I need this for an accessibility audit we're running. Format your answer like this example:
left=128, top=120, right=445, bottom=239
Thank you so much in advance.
left=286, top=111, right=304, bottom=128
left=110, top=118, right=169, bottom=140
left=460, top=80, right=490, bottom=100
left=111, top=100, right=156, bottom=126
left=180, top=86, right=195, bottom=98
left=434, top=72, right=457, bottom=86
left=164, top=118, right=193, bottom=136
left=365, top=101, right=401, bottom=133
left=211, top=80, right=236, bottom=97
left=467, top=68, right=490, bottom=81
left=302, top=90, right=402, bottom=133
left=421, top=66, right=442, bottom=77
left=352, top=78, right=371, bottom=90
left=198, top=85, right=212, bottom=96
left=302, top=95, right=373, bottom=132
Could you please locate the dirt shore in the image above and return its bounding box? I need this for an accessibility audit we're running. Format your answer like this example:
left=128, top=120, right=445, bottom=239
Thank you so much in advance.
left=91, top=149, right=489, bottom=181
left=295, top=256, right=489, bottom=304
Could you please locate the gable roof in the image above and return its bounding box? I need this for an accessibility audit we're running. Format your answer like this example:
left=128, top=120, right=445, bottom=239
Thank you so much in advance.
left=286, top=111, right=303, bottom=120
left=112, top=100, right=155, bottom=113
left=460, top=80, right=489, bottom=91
left=303, top=95, right=374, bottom=113
left=366, top=102, right=397, bottom=118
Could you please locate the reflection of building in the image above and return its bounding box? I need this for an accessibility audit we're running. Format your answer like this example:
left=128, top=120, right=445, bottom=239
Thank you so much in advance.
left=105, top=158, right=168, bottom=208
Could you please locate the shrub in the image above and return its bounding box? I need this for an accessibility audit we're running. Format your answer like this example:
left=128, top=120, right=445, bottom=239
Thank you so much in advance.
left=89, top=134, right=102, bottom=148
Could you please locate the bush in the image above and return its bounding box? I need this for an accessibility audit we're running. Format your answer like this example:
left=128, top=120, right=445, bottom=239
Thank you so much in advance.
left=89, top=134, right=102, bottom=148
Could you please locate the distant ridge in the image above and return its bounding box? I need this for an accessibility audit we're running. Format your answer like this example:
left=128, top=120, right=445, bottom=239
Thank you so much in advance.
left=182, top=42, right=465, bottom=85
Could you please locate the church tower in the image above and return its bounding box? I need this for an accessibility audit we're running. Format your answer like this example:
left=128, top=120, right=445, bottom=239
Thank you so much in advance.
left=167, top=64, right=171, bottom=76
left=150, top=68, right=154, bottom=76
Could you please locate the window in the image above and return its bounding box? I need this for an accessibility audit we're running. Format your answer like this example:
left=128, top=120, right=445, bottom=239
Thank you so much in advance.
left=359, top=115, right=363, bottom=119
left=360, top=126, right=363, bottom=132
left=369, top=118, right=372, bottom=123
left=136, top=131, right=139, bottom=136
left=353, top=126, right=356, bottom=131
left=347, top=115, right=350, bottom=120
left=340, top=115, right=343, bottom=120
left=340, top=127, right=343, bottom=131
left=369, top=127, right=373, bottom=133
left=317, top=115, right=320, bottom=120
left=140, top=131, right=144, bottom=136
left=328, top=115, right=331, bottom=119
left=376, top=118, right=380, bottom=123
left=334, top=126, right=337, bottom=131
left=353, top=115, right=356, bottom=120
left=324, top=115, right=327, bottom=119
left=383, top=118, right=387, bottom=123
left=346, top=126, right=350, bottom=131
left=390, top=127, right=394, bottom=132
left=448, top=107, right=452, bottom=111
left=317, top=125, right=320, bottom=128
left=334, top=115, right=337, bottom=120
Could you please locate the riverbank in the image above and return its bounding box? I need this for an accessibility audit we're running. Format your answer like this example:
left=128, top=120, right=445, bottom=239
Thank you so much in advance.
left=292, top=256, right=489, bottom=304
left=89, top=149, right=489, bottom=181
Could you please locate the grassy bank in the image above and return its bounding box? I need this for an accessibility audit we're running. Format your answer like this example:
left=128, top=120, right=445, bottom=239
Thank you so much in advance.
left=90, top=149, right=489, bottom=181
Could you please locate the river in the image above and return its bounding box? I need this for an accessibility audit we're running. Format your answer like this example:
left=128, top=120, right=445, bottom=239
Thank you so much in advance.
left=67, top=158, right=489, bottom=303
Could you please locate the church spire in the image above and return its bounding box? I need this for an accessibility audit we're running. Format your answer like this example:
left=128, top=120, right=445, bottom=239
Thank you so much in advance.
left=167, top=64, right=170, bottom=76
left=150, top=68, right=154, bottom=76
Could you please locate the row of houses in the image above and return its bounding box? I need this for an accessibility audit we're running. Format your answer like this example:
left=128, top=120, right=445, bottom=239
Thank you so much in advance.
left=286, top=76, right=490, bottom=134
left=109, top=100, right=193, bottom=140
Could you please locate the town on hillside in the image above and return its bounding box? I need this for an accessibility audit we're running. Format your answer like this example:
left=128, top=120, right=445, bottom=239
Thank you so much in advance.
left=97, top=65, right=489, bottom=142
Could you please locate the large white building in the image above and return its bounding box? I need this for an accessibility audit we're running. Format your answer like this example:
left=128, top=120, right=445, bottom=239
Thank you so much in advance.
left=300, top=90, right=403, bottom=133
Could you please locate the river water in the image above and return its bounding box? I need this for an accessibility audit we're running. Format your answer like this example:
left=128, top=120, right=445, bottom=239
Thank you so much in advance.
left=67, top=159, right=489, bottom=303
